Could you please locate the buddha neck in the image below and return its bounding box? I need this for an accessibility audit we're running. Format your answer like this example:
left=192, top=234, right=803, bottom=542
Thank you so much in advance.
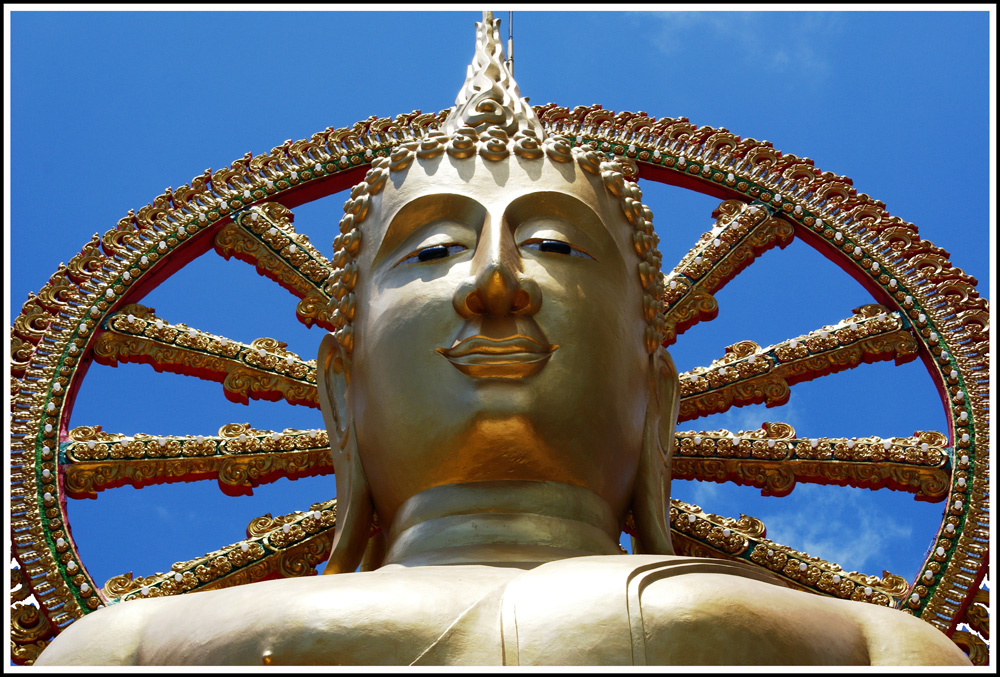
left=380, top=481, right=624, bottom=568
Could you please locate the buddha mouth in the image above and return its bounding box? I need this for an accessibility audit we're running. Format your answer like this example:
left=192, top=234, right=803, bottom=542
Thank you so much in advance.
left=437, top=334, right=558, bottom=379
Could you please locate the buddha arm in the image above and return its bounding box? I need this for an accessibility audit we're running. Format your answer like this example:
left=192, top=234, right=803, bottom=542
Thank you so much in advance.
left=853, top=603, right=973, bottom=666
left=34, top=601, right=148, bottom=666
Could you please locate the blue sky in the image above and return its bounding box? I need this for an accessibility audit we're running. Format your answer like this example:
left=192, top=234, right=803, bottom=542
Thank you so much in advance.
left=8, top=9, right=993, bottom=597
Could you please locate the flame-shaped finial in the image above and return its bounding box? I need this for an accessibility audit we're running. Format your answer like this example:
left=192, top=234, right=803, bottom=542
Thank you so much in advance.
left=442, top=11, right=544, bottom=138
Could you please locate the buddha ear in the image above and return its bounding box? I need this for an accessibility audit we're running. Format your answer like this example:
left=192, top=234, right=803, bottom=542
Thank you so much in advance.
left=317, top=334, right=374, bottom=574
left=631, top=346, right=680, bottom=556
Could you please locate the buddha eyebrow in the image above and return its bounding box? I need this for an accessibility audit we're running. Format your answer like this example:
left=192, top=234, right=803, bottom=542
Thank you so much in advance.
left=503, top=191, right=605, bottom=235
left=374, top=194, right=485, bottom=267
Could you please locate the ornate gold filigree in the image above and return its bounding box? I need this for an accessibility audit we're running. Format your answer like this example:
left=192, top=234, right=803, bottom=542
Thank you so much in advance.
left=63, top=425, right=332, bottom=498
left=678, top=308, right=918, bottom=421
left=103, top=499, right=337, bottom=603
left=669, top=500, right=907, bottom=608
left=10, top=603, right=53, bottom=666
left=92, top=307, right=318, bottom=408
left=673, top=425, right=949, bottom=500
left=961, top=587, right=989, bottom=640
left=662, top=201, right=794, bottom=345
left=214, top=203, right=336, bottom=331
left=950, top=629, right=989, bottom=666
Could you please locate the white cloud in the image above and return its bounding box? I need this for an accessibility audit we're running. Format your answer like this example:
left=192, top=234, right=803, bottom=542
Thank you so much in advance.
left=757, top=484, right=912, bottom=576
left=637, top=11, right=843, bottom=82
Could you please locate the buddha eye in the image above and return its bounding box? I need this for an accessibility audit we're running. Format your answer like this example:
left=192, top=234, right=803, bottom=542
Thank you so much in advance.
left=396, top=243, right=467, bottom=266
left=521, top=238, right=595, bottom=260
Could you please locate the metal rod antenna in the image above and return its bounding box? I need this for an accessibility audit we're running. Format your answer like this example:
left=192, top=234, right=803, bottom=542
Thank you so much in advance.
left=507, top=11, right=514, bottom=75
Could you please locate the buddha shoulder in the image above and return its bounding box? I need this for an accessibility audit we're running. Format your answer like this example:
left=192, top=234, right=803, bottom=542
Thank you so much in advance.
left=33, top=565, right=521, bottom=666
left=504, top=555, right=971, bottom=666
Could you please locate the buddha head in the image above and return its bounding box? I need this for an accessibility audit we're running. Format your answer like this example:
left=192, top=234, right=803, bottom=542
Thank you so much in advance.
left=318, top=13, right=679, bottom=572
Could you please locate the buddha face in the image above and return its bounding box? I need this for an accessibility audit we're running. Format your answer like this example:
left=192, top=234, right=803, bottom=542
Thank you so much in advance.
left=343, top=151, right=654, bottom=529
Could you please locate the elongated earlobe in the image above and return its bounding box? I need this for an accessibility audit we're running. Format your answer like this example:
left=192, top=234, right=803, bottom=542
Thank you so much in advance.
left=631, top=347, right=680, bottom=555
left=317, top=334, right=374, bottom=574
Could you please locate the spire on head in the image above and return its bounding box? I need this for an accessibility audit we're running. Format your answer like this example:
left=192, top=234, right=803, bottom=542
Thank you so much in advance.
left=442, top=11, right=544, bottom=138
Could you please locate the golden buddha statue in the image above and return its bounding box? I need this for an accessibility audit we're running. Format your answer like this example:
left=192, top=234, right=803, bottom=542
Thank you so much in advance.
left=36, top=13, right=971, bottom=667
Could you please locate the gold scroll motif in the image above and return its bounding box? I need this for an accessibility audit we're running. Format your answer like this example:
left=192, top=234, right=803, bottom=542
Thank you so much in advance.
left=678, top=305, right=918, bottom=422
left=214, top=203, right=337, bottom=331
left=669, top=501, right=907, bottom=608
left=667, top=500, right=907, bottom=607
left=962, top=588, right=990, bottom=640
left=62, top=423, right=332, bottom=498
left=10, top=601, right=52, bottom=666
left=673, top=424, right=950, bottom=500
left=662, top=199, right=794, bottom=346
left=91, top=304, right=318, bottom=408
left=99, top=494, right=904, bottom=614
left=102, top=499, right=337, bottom=602
left=950, top=630, right=989, bottom=666
left=63, top=421, right=949, bottom=503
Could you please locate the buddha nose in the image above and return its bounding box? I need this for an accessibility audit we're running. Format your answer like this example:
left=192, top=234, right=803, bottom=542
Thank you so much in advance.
left=453, top=223, right=541, bottom=318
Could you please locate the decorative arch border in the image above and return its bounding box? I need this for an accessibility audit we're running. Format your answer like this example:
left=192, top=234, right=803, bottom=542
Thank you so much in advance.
left=9, top=103, right=989, bottom=663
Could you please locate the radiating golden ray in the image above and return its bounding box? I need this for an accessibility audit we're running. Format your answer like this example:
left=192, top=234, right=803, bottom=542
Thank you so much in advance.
left=101, top=499, right=337, bottom=603
left=213, top=202, right=337, bottom=331
left=661, top=199, right=794, bottom=345
left=62, top=424, right=332, bottom=498
left=91, top=304, right=318, bottom=408
left=97, top=495, right=910, bottom=612
left=668, top=501, right=909, bottom=608
left=61, top=418, right=951, bottom=503
left=672, top=424, right=950, bottom=500
left=677, top=305, right=918, bottom=421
